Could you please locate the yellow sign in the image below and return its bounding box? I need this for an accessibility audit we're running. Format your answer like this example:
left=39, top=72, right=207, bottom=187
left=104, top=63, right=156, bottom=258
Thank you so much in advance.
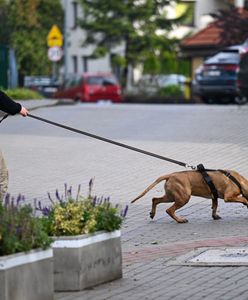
left=47, top=25, right=63, bottom=47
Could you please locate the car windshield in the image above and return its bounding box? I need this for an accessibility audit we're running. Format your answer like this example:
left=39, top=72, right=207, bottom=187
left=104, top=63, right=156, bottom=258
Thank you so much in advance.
left=86, top=76, right=117, bottom=85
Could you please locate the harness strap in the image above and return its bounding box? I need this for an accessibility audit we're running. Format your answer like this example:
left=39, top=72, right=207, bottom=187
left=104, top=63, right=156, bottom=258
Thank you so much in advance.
left=218, top=170, right=243, bottom=195
left=197, top=164, right=219, bottom=201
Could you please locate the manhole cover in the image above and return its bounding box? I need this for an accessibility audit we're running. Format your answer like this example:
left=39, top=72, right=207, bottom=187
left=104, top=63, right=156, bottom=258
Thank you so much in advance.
left=170, top=247, right=248, bottom=266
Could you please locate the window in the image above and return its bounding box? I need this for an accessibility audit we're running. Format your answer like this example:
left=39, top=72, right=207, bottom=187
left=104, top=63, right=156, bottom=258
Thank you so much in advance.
left=82, top=56, right=88, bottom=72
left=72, top=56, right=78, bottom=73
left=72, top=1, right=78, bottom=29
left=176, top=1, right=195, bottom=27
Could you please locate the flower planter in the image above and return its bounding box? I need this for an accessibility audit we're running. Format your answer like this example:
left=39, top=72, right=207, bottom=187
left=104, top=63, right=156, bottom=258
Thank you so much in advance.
left=52, top=230, right=122, bottom=291
left=0, top=248, right=53, bottom=300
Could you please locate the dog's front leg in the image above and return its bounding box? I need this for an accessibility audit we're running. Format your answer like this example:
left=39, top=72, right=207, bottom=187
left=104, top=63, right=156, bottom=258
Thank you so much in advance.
left=224, top=195, right=248, bottom=206
left=212, top=198, right=221, bottom=220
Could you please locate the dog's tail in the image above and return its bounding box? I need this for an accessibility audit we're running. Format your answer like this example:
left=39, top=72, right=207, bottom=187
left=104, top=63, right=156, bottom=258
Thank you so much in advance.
left=131, top=174, right=170, bottom=203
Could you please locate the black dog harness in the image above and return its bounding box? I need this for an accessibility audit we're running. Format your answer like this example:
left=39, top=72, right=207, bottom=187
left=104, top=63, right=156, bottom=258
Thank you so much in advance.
left=197, top=164, right=243, bottom=201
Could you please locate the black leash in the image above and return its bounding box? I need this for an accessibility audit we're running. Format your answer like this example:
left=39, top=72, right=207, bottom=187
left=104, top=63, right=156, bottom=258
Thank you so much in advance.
left=26, top=113, right=196, bottom=169
left=1, top=112, right=243, bottom=198
left=0, top=114, right=8, bottom=123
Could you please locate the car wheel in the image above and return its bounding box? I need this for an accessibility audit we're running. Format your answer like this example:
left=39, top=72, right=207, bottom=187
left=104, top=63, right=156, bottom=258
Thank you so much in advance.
left=74, top=97, right=80, bottom=103
left=234, top=95, right=248, bottom=105
left=202, top=97, right=215, bottom=104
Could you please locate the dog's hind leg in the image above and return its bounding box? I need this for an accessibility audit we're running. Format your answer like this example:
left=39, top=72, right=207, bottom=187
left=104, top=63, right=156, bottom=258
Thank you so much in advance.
left=166, top=198, right=189, bottom=223
left=150, top=195, right=173, bottom=219
left=212, top=198, right=221, bottom=220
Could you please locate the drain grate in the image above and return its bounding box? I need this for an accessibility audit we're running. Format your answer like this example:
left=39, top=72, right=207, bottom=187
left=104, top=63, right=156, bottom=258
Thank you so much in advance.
left=170, top=247, right=248, bottom=266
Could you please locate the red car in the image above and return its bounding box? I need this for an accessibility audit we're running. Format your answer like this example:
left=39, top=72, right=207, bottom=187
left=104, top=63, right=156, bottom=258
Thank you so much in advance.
left=55, top=73, right=123, bottom=103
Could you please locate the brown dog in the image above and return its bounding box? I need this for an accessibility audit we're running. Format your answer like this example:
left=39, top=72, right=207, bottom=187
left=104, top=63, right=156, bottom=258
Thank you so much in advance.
left=131, top=170, right=248, bottom=223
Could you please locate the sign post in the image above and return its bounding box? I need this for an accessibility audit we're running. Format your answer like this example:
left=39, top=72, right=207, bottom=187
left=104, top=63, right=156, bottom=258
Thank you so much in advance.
left=47, top=25, right=63, bottom=78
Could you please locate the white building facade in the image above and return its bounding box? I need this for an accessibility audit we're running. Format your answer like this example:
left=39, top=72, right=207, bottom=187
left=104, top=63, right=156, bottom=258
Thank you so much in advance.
left=61, top=0, right=124, bottom=78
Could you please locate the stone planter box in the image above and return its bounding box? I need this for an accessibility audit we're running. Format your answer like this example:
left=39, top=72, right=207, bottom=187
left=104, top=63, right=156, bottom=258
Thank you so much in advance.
left=0, top=248, right=53, bottom=300
left=52, top=230, right=122, bottom=291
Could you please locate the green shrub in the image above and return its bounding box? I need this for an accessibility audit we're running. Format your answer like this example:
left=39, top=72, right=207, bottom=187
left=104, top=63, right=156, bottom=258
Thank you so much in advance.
left=37, top=180, right=128, bottom=236
left=157, top=85, right=182, bottom=97
left=0, top=195, right=52, bottom=256
left=3, top=88, right=43, bottom=100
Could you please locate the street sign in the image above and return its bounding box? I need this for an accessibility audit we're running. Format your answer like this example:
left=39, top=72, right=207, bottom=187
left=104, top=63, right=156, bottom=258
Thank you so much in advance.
left=48, top=46, right=63, bottom=62
left=47, top=25, right=63, bottom=47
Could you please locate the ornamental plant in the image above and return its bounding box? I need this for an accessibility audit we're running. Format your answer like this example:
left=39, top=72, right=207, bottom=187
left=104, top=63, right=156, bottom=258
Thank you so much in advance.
left=0, top=194, right=52, bottom=256
left=37, top=180, right=128, bottom=236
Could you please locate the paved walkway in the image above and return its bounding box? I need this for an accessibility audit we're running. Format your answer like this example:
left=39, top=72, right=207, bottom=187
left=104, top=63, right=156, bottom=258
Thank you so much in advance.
left=1, top=101, right=248, bottom=299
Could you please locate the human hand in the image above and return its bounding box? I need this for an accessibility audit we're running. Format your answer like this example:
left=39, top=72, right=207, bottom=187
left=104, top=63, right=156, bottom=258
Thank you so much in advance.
left=19, top=106, right=29, bottom=117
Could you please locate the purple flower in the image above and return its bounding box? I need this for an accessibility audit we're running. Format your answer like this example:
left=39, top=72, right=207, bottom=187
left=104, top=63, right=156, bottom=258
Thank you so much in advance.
left=55, top=189, right=62, bottom=202
left=121, top=205, right=128, bottom=218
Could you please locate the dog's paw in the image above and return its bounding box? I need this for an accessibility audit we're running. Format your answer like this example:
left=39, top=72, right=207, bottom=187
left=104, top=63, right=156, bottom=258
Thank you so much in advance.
left=212, top=214, right=222, bottom=220
left=149, top=212, right=154, bottom=219
left=177, top=218, right=188, bottom=224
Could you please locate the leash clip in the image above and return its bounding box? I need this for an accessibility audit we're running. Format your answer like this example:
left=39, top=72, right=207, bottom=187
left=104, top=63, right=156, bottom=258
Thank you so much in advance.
left=185, top=163, right=196, bottom=170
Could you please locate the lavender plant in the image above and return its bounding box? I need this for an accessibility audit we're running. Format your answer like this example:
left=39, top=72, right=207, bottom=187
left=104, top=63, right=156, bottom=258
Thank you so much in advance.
left=37, top=179, right=128, bottom=236
left=0, top=194, right=52, bottom=256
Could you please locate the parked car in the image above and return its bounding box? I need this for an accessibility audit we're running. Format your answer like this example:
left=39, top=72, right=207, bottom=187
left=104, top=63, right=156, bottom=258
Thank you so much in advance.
left=55, top=73, right=123, bottom=103
left=192, top=45, right=246, bottom=104
left=137, top=74, right=188, bottom=96
left=236, top=38, right=248, bottom=104
left=24, top=76, right=59, bottom=98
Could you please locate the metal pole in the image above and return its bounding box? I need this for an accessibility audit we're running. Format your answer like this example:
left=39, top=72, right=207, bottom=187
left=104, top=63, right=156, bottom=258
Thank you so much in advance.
left=63, top=0, right=69, bottom=79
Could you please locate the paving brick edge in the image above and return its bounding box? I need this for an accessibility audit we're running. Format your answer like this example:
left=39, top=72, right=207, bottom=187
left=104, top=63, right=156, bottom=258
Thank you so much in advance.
left=123, top=236, right=248, bottom=264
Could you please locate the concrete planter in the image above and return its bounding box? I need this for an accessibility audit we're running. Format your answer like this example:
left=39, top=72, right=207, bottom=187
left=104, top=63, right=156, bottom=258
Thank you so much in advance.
left=0, top=248, right=53, bottom=300
left=52, top=230, right=122, bottom=291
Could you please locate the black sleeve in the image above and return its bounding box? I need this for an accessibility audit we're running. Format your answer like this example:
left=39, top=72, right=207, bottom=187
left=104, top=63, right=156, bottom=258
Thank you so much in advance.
left=0, top=90, right=22, bottom=115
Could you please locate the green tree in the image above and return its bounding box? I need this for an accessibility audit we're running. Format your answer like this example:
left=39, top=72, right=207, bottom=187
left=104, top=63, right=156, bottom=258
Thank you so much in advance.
left=78, top=0, right=181, bottom=87
left=0, top=0, right=64, bottom=85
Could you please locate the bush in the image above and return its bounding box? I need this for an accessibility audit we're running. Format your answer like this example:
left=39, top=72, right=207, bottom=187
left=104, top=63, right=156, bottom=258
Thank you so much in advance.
left=3, top=88, right=43, bottom=100
left=0, top=195, right=52, bottom=256
left=157, top=85, right=183, bottom=97
left=37, top=180, right=128, bottom=236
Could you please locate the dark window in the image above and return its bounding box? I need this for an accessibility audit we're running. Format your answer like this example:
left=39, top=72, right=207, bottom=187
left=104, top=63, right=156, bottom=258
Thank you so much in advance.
left=82, top=56, right=88, bottom=72
left=72, top=1, right=78, bottom=29
left=86, top=76, right=103, bottom=85
left=72, top=56, right=78, bottom=73
left=86, top=76, right=117, bottom=85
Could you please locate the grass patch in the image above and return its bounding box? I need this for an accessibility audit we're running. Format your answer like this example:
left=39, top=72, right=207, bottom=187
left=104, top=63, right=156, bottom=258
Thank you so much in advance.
left=3, top=88, right=43, bottom=100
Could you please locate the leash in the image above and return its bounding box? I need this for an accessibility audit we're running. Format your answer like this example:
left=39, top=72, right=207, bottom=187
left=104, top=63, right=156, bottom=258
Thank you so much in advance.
left=1, top=112, right=243, bottom=198
left=0, top=114, right=8, bottom=123
left=23, top=113, right=196, bottom=169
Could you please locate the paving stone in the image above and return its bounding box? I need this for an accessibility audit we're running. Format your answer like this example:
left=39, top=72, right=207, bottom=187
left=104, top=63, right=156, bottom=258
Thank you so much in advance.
left=1, top=102, right=248, bottom=300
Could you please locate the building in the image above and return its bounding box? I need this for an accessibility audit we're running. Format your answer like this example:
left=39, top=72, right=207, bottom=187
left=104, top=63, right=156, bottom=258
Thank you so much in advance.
left=180, top=0, right=247, bottom=77
left=61, top=0, right=124, bottom=79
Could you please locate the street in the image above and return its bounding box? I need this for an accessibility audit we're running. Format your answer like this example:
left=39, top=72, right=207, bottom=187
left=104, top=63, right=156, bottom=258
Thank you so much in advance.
left=1, top=102, right=248, bottom=299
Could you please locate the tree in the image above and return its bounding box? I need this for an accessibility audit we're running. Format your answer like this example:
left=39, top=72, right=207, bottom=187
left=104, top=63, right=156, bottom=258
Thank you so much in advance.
left=211, top=6, right=248, bottom=46
left=78, top=0, right=181, bottom=87
left=0, top=0, right=64, bottom=85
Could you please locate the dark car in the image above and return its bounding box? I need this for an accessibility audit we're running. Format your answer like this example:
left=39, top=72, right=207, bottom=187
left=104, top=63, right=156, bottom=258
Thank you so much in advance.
left=24, top=76, right=59, bottom=98
left=193, top=45, right=246, bottom=104
left=236, top=39, right=248, bottom=103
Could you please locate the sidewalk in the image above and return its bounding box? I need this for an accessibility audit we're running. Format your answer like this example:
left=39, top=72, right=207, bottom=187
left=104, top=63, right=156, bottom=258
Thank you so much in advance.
left=2, top=101, right=248, bottom=300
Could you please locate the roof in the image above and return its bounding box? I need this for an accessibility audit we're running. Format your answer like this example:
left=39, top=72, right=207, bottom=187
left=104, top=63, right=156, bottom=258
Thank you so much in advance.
left=181, top=21, right=222, bottom=48
left=181, top=8, right=248, bottom=51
